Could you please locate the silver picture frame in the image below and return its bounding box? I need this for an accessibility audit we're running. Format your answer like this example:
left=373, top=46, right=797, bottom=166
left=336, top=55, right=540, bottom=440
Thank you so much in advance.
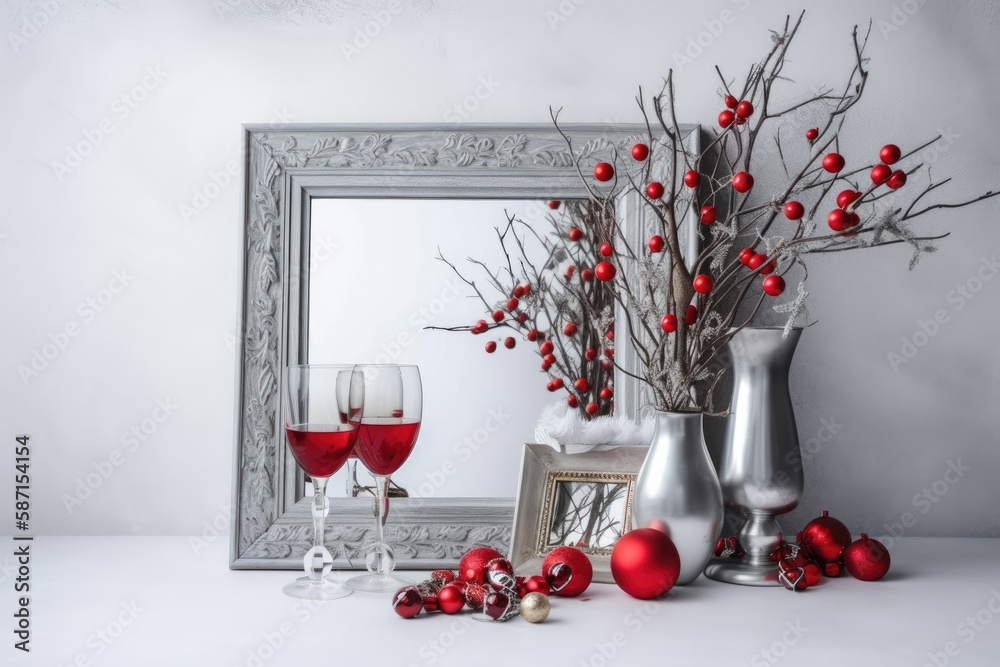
left=230, top=123, right=699, bottom=570
left=509, top=444, right=650, bottom=583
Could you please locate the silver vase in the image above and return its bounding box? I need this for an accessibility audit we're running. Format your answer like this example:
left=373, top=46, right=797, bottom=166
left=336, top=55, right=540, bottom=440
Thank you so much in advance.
left=633, top=411, right=723, bottom=586
left=705, top=327, right=804, bottom=586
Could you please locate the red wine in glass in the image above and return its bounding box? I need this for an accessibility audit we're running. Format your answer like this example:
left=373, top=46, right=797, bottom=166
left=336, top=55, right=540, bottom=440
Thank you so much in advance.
left=286, top=423, right=358, bottom=479
left=356, top=417, right=421, bottom=476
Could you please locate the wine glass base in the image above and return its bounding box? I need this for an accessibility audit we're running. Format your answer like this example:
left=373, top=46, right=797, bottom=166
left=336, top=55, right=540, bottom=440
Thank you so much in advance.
left=347, top=572, right=415, bottom=593
left=282, top=576, right=354, bottom=600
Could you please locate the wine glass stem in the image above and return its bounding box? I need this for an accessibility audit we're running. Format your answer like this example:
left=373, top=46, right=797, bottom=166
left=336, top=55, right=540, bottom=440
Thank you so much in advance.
left=310, top=477, right=329, bottom=581
left=372, top=474, right=392, bottom=575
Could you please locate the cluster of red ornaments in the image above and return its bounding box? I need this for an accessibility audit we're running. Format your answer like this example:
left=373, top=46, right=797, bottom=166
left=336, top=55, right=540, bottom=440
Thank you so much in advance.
left=391, top=546, right=593, bottom=623
left=820, top=144, right=906, bottom=233
left=470, top=282, right=533, bottom=354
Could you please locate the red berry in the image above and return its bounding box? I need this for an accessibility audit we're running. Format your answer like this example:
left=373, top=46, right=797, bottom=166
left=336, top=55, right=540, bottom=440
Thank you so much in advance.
left=760, top=260, right=776, bottom=275
left=692, top=274, right=713, bottom=294
left=521, top=283, right=531, bottom=295
left=762, top=275, right=785, bottom=296
left=593, top=162, right=614, bottom=182
left=585, top=402, right=599, bottom=416
left=527, top=329, right=538, bottom=342
left=504, top=337, right=515, bottom=349
left=648, top=235, right=665, bottom=253
left=660, top=313, right=677, bottom=333
left=848, top=212, right=861, bottom=227
left=870, top=164, right=892, bottom=185
left=543, top=353, right=555, bottom=365
left=564, top=322, right=578, bottom=336
left=718, top=110, right=736, bottom=128
left=685, top=304, right=698, bottom=325
left=646, top=181, right=665, bottom=199
left=599, top=242, right=614, bottom=257
left=594, top=261, right=617, bottom=282
left=735, top=100, right=754, bottom=119
left=507, top=297, right=519, bottom=311
left=492, top=310, right=504, bottom=322
left=606, top=330, right=614, bottom=341
left=580, top=268, right=594, bottom=282
left=631, top=143, right=649, bottom=161
left=585, top=348, right=598, bottom=361
left=540, top=340, right=554, bottom=355
left=746, top=253, right=766, bottom=270
left=700, top=205, right=717, bottom=224
left=513, top=284, right=526, bottom=298
left=738, top=247, right=754, bottom=266
left=732, top=171, right=754, bottom=193
left=724, top=95, right=738, bottom=109
left=828, top=208, right=850, bottom=231
left=567, top=395, right=579, bottom=408
left=836, top=189, right=862, bottom=209
left=887, top=170, right=907, bottom=189
left=550, top=378, right=564, bottom=390
left=604, top=348, right=613, bottom=359
left=879, top=144, right=901, bottom=165
left=569, top=227, right=583, bottom=241
left=683, top=170, right=700, bottom=188
left=564, top=265, right=575, bottom=279
left=517, top=312, right=528, bottom=323
left=600, top=359, right=613, bottom=370
left=574, top=378, right=589, bottom=393
left=541, top=360, right=552, bottom=371
left=599, top=387, right=613, bottom=400
left=485, top=341, right=497, bottom=353
left=547, top=200, right=560, bottom=209
left=805, top=128, right=819, bottom=141
left=783, top=201, right=804, bottom=220
left=822, top=153, right=845, bottom=173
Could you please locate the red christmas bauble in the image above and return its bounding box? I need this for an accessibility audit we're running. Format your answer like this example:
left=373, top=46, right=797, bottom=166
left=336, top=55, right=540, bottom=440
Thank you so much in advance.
left=599, top=242, right=614, bottom=257
left=822, top=153, right=845, bottom=173
left=542, top=546, right=593, bottom=597
left=485, top=557, right=516, bottom=591
left=660, top=313, right=677, bottom=333
left=458, top=547, right=504, bottom=584
left=574, top=377, right=589, bottom=393
left=802, top=562, right=822, bottom=587
left=805, top=127, right=819, bottom=141
left=610, top=528, right=680, bottom=599
left=599, top=387, right=613, bottom=400
left=437, top=583, right=466, bottom=614
left=823, top=562, right=842, bottom=578
left=879, top=144, right=901, bottom=165
left=887, top=170, right=907, bottom=189
left=724, top=94, right=738, bottom=109
left=870, top=164, right=892, bottom=185
left=828, top=208, right=850, bottom=232
left=431, top=569, right=456, bottom=585
left=844, top=533, right=891, bottom=581
left=683, top=170, right=701, bottom=188
left=685, top=304, right=698, bottom=325
left=784, top=201, right=804, bottom=220
left=700, top=205, right=717, bottom=224
left=392, top=586, right=423, bottom=618
left=594, top=162, right=614, bottom=182
left=569, top=226, right=583, bottom=241
left=648, top=235, right=665, bottom=253
left=585, top=402, right=599, bottom=416
left=525, top=575, right=550, bottom=596
left=595, top=261, right=617, bottom=282
left=837, top=189, right=862, bottom=209
left=646, top=181, right=665, bottom=199
left=464, top=583, right=487, bottom=609
left=718, top=110, right=736, bottom=128
left=484, top=591, right=513, bottom=620
left=738, top=247, right=754, bottom=266
left=798, top=510, right=852, bottom=565
left=567, top=395, right=579, bottom=408
left=762, top=275, right=785, bottom=297
left=485, top=341, right=496, bottom=353
left=564, top=322, right=578, bottom=336
left=692, top=274, right=713, bottom=294
left=631, top=143, right=650, bottom=161
left=732, top=171, right=754, bottom=193
left=735, top=100, right=754, bottom=119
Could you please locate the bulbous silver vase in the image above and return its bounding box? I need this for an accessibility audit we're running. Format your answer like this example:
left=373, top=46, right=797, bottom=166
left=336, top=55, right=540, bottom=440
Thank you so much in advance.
left=633, top=411, right=724, bottom=585
left=704, top=327, right=804, bottom=586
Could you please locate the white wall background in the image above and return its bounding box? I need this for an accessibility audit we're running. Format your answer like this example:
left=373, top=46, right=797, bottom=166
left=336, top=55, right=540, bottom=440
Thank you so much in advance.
left=2, top=0, right=998, bottom=538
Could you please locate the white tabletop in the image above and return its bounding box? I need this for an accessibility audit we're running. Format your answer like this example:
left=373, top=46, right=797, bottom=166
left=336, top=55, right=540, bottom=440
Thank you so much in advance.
left=7, top=536, right=1000, bottom=666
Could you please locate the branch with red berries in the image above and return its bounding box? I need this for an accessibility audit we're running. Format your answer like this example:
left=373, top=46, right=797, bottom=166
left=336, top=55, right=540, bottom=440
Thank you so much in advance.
left=428, top=202, right=618, bottom=419
left=552, top=11, right=999, bottom=414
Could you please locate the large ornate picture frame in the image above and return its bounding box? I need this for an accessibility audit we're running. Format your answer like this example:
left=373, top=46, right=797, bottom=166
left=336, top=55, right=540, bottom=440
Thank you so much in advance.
left=230, top=123, right=700, bottom=569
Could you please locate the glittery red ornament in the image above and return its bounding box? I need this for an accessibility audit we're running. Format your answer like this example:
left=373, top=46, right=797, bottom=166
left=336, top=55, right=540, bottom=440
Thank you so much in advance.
left=610, top=528, right=680, bottom=599
left=648, top=235, right=665, bottom=253
left=631, top=143, right=649, bottom=161
left=595, top=261, right=617, bottom=282
left=732, top=171, right=754, bottom=193
left=700, top=205, right=717, bottom=224
left=392, top=587, right=423, bottom=618
left=660, top=313, right=677, bottom=333
left=798, top=510, right=852, bottom=565
left=822, top=153, right=845, bottom=173
left=683, top=170, right=701, bottom=188
left=879, top=144, right=901, bottom=165
left=784, top=201, right=804, bottom=220
left=464, top=582, right=487, bottom=609
left=458, top=546, right=504, bottom=584
left=693, top=274, right=713, bottom=294
left=762, top=275, right=785, bottom=297
left=844, top=533, right=890, bottom=581
left=593, top=162, right=614, bottom=182
left=542, top=546, right=593, bottom=597
left=718, top=109, right=736, bottom=128
left=431, top=570, right=456, bottom=585
left=870, top=164, right=892, bottom=185
left=646, top=181, right=665, bottom=199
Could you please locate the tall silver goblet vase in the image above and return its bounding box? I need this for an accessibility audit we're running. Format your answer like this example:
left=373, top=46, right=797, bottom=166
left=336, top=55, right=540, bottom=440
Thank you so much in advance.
left=705, top=327, right=804, bottom=586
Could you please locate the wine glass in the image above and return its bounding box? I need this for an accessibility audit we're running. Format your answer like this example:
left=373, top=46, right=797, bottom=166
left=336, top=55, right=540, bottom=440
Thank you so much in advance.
left=348, top=364, right=422, bottom=592
left=282, top=364, right=364, bottom=600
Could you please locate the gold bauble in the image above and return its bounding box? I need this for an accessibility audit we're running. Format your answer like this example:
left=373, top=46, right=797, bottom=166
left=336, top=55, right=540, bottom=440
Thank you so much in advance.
left=518, top=592, right=550, bottom=623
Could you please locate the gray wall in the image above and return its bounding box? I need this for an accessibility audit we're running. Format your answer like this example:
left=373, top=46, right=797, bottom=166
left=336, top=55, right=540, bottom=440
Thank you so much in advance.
left=2, top=0, right=998, bottom=540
